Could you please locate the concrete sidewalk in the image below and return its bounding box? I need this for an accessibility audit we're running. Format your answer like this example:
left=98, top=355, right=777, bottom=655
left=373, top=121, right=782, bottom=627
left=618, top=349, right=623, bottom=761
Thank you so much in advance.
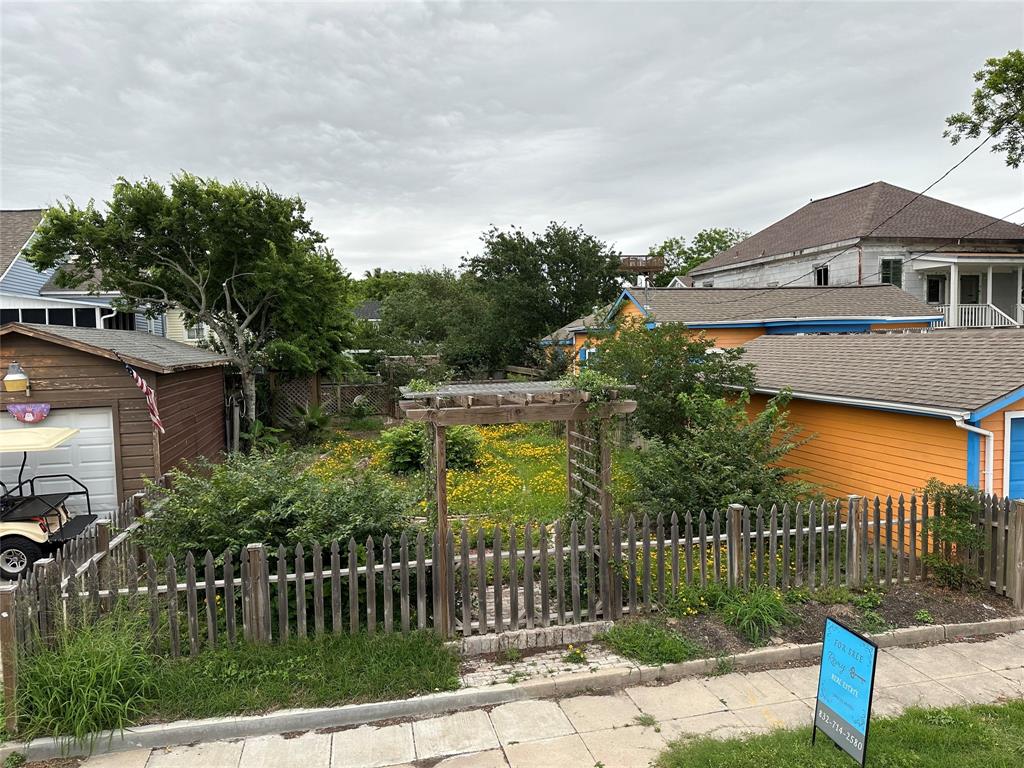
left=83, top=631, right=1024, bottom=768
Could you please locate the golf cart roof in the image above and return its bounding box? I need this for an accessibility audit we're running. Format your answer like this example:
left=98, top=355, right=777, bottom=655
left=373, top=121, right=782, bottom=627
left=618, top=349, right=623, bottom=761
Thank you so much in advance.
left=0, top=427, right=79, bottom=453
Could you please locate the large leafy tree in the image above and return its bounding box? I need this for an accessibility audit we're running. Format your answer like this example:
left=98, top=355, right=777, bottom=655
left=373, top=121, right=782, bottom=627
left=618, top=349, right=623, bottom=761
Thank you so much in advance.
left=592, top=318, right=755, bottom=441
left=463, top=222, right=622, bottom=368
left=26, top=173, right=355, bottom=422
left=650, top=227, right=749, bottom=286
left=944, top=49, right=1024, bottom=168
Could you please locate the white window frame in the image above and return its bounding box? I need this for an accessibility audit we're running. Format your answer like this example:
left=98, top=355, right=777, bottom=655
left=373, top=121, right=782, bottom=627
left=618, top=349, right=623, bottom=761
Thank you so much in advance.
left=186, top=320, right=207, bottom=341
left=880, top=259, right=903, bottom=288
left=814, top=265, right=829, bottom=286
left=1003, top=410, right=1024, bottom=498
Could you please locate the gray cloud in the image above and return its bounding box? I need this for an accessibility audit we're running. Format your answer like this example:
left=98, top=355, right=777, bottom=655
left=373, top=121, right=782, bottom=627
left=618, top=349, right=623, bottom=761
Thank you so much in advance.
left=2, top=1, right=1021, bottom=274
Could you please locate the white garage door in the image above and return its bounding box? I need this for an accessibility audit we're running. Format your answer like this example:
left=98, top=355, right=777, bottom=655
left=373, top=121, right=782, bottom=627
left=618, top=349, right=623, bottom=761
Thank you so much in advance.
left=0, top=407, right=117, bottom=516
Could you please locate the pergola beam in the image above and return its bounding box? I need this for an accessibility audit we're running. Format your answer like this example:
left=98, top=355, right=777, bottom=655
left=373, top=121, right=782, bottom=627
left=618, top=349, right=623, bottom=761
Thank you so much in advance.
left=402, top=401, right=636, bottom=426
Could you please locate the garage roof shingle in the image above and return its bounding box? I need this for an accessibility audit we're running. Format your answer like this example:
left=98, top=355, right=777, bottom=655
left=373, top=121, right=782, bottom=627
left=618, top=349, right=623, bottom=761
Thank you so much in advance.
left=0, top=323, right=229, bottom=373
left=742, top=329, right=1024, bottom=414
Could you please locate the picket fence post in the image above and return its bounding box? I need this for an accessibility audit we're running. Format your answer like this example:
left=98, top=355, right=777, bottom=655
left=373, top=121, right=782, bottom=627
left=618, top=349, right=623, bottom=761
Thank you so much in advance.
left=245, top=543, right=270, bottom=643
left=727, top=504, right=744, bottom=588
left=847, top=495, right=862, bottom=589
left=0, top=584, right=17, bottom=735
left=1010, top=500, right=1024, bottom=611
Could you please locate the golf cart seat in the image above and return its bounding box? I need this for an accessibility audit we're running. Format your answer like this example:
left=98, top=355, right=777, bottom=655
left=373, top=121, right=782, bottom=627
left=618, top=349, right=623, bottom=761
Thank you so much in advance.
left=0, top=492, right=73, bottom=522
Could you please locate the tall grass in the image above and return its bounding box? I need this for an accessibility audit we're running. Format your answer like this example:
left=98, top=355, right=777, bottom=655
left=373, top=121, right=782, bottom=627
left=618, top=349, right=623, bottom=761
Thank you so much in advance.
left=16, top=609, right=157, bottom=747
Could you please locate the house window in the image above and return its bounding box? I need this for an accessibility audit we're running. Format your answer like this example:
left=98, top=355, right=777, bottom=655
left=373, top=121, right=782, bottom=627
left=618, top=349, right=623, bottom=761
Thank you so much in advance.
left=186, top=321, right=207, bottom=341
left=1, top=309, right=19, bottom=324
left=21, top=309, right=46, bottom=324
left=47, top=308, right=73, bottom=326
left=926, top=275, right=946, bottom=304
left=880, top=259, right=903, bottom=288
left=74, top=308, right=97, bottom=327
left=814, top=265, right=829, bottom=286
left=103, top=311, right=136, bottom=330
left=701, top=281, right=714, bottom=288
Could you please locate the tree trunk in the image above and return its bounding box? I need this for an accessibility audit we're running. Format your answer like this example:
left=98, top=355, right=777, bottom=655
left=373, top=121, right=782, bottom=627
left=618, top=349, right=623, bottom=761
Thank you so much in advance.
left=241, top=368, right=258, bottom=424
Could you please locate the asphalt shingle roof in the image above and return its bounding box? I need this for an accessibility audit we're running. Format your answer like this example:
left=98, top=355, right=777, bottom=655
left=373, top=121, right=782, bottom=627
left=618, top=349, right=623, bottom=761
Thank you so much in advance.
left=0, top=209, right=43, bottom=277
left=0, top=323, right=229, bottom=373
left=741, top=329, right=1024, bottom=413
left=353, top=299, right=382, bottom=321
left=691, top=181, right=1024, bottom=275
left=629, top=284, right=937, bottom=324
left=542, top=307, right=608, bottom=342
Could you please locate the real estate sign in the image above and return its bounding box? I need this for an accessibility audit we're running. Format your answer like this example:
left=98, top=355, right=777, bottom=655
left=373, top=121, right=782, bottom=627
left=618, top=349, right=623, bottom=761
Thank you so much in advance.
left=813, top=617, right=878, bottom=765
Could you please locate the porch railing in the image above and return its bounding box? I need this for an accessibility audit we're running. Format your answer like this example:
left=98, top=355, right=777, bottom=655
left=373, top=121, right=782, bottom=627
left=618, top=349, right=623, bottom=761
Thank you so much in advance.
left=933, top=303, right=1019, bottom=328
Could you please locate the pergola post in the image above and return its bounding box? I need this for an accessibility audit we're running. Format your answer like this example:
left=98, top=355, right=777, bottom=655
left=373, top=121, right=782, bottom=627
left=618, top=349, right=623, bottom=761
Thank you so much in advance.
left=566, top=419, right=576, bottom=507
left=434, top=424, right=450, bottom=637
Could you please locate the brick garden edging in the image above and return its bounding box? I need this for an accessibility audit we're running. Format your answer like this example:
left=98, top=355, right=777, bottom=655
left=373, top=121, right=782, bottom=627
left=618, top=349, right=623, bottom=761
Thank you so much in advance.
left=4, top=616, right=1022, bottom=763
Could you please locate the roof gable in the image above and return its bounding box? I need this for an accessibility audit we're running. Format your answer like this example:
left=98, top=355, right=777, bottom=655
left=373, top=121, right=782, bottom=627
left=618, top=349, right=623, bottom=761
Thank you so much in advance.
left=0, top=323, right=229, bottom=373
left=0, top=209, right=44, bottom=279
left=691, top=182, right=1024, bottom=275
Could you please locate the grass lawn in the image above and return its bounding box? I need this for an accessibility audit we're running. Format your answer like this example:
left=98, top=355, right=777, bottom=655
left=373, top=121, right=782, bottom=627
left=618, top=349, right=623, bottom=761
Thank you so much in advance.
left=151, top=631, right=461, bottom=720
left=15, top=608, right=461, bottom=742
left=657, top=701, right=1024, bottom=768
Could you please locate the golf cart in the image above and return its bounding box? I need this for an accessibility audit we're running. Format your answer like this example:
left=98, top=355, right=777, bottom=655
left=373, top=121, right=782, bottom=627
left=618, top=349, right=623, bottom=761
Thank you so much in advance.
left=0, top=427, right=97, bottom=580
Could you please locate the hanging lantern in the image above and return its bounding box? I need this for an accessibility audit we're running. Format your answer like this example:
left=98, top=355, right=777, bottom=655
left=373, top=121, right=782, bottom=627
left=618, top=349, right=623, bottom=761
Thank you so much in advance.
left=2, top=361, right=30, bottom=395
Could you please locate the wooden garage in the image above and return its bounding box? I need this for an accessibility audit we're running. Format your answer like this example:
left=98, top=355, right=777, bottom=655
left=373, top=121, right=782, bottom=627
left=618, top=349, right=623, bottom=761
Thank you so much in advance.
left=0, top=323, right=229, bottom=513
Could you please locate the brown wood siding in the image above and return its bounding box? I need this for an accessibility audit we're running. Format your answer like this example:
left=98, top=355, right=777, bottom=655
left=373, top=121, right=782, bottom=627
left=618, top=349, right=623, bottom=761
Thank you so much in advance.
left=156, top=367, right=226, bottom=474
left=0, top=332, right=157, bottom=500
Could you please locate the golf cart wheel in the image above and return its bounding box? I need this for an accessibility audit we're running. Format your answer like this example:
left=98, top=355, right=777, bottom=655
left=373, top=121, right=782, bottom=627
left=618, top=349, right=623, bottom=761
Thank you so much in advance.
left=0, top=536, right=42, bottom=580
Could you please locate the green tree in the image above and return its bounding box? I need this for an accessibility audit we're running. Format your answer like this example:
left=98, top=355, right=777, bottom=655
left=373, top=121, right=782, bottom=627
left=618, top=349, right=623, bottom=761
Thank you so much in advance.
left=649, top=227, right=749, bottom=286
left=355, top=268, right=417, bottom=302
left=463, top=222, right=622, bottom=368
left=25, top=173, right=354, bottom=422
left=592, top=318, right=754, bottom=440
left=944, top=49, right=1024, bottom=168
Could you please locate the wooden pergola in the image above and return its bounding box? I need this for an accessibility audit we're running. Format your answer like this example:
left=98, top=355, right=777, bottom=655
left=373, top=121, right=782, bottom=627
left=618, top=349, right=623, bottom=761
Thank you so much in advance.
left=399, top=381, right=636, bottom=633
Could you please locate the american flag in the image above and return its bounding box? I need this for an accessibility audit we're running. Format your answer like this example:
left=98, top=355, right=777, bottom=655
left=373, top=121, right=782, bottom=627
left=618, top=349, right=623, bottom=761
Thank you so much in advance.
left=124, top=362, right=165, bottom=434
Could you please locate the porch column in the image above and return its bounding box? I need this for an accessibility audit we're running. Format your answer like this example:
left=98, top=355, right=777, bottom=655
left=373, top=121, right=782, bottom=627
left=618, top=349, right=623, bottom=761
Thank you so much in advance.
left=949, top=262, right=959, bottom=328
left=987, top=265, right=994, bottom=306
left=1018, top=266, right=1023, bottom=324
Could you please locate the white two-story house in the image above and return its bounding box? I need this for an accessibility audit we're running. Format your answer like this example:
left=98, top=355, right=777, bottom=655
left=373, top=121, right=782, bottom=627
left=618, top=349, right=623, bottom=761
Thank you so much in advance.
left=688, top=182, right=1024, bottom=328
left=1, top=209, right=166, bottom=333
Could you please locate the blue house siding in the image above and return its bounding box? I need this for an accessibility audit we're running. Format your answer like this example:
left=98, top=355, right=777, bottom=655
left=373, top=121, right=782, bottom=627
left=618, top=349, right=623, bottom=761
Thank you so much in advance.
left=0, top=256, right=54, bottom=296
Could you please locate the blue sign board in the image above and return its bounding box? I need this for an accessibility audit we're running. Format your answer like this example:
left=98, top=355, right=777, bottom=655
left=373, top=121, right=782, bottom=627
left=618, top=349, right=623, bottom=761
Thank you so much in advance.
left=813, top=618, right=878, bottom=765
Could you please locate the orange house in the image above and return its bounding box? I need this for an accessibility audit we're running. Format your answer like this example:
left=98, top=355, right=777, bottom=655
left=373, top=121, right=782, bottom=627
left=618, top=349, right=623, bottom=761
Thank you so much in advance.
left=741, top=329, right=1024, bottom=501
left=540, top=284, right=941, bottom=363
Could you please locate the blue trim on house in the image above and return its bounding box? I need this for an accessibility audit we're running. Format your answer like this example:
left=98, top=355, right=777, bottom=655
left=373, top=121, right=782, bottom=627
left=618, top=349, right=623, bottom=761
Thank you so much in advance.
left=967, top=430, right=980, bottom=489
left=765, top=321, right=873, bottom=335
left=969, top=386, right=1024, bottom=421
left=604, top=288, right=650, bottom=323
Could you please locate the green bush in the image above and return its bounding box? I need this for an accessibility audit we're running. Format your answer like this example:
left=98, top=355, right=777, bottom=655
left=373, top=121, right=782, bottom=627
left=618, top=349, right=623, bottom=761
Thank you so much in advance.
left=16, top=609, right=156, bottom=746
left=622, top=390, right=813, bottom=516
left=719, top=585, right=795, bottom=644
left=379, top=422, right=482, bottom=473
left=600, top=620, right=703, bottom=665
left=921, top=479, right=986, bottom=589
left=140, top=450, right=414, bottom=559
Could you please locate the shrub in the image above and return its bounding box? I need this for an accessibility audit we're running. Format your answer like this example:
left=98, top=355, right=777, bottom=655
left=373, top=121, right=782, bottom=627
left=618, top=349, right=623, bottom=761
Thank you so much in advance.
left=622, top=390, right=813, bottom=516
left=600, top=620, right=703, bottom=665
left=288, top=470, right=412, bottom=545
left=379, top=422, right=481, bottom=473
left=140, top=450, right=415, bottom=558
left=16, top=609, right=156, bottom=746
left=719, top=585, right=795, bottom=644
left=289, top=404, right=333, bottom=444
left=921, top=479, right=986, bottom=589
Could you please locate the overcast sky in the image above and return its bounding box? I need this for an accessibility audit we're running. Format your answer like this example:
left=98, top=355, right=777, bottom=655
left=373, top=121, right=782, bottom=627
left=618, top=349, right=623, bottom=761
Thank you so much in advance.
left=2, top=1, right=1021, bottom=274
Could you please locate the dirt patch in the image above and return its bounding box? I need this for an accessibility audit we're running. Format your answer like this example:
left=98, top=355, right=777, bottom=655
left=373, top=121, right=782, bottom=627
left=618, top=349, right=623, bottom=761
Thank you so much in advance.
left=24, top=760, right=81, bottom=768
left=667, top=612, right=749, bottom=656
left=876, top=582, right=1016, bottom=626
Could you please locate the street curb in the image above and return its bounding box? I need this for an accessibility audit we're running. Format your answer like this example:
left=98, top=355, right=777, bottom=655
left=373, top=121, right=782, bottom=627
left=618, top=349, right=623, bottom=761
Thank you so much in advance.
left=5, top=615, right=1022, bottom=762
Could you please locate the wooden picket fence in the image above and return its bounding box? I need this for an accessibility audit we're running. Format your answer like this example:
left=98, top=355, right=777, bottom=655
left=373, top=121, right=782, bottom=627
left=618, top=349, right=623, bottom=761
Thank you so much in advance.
left=2, top=492, right=1023, bottom=734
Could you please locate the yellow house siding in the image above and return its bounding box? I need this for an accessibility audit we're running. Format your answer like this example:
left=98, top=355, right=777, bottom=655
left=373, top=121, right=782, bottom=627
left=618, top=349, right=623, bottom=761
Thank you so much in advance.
left=750, top=394, right=968, bottom=500
left=701, top=327, right=765, bottom=348
left=164, top=310, right=192, bottom=345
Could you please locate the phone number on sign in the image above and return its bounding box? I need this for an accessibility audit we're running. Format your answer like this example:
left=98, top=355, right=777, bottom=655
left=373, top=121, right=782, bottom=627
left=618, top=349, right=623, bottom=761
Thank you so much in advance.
left=817, top=708, right=864, bottom=751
